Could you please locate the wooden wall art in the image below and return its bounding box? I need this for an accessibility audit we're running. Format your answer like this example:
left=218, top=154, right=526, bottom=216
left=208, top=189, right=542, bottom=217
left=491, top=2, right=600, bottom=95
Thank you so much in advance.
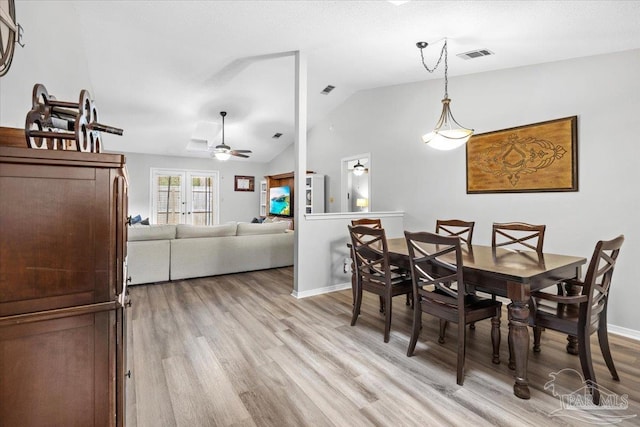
left=466, top=116, right=577, bottom=194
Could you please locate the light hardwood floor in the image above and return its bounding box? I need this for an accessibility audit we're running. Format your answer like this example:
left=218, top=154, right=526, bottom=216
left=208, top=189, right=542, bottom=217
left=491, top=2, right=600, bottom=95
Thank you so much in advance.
left=126, top=267, right=640, bottom=426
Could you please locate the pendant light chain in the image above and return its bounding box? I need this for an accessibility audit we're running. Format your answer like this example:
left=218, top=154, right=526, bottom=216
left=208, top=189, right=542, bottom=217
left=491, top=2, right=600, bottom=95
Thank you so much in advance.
left=418, top=39, right=448, bottom=98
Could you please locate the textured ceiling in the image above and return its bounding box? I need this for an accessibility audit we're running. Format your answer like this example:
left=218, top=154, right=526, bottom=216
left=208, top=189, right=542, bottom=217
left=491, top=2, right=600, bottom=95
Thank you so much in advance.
left=9, top=1, right=640, bottom=162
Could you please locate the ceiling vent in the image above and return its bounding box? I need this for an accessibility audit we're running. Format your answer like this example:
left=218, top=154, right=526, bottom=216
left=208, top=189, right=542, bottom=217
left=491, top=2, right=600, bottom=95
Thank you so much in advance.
left=457, top=49, right=494, bottom=60
left=321, top=85, right=335, bottom=95
left=272, top=133, right=283, bottom=139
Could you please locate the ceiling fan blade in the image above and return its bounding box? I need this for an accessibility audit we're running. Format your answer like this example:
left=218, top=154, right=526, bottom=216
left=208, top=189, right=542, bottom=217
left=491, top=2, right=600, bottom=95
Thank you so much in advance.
left=231, top=152, right=250, bottom=158
left=231, top=149, right=252, bottom=153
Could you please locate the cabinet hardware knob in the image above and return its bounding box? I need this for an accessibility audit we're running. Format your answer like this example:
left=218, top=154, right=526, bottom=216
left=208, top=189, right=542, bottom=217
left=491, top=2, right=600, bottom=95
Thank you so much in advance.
left=126, top=370, right=132, bottom=378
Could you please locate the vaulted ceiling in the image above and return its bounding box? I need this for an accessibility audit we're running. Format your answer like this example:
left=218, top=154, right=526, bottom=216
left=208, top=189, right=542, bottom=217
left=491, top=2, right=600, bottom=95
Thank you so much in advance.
left=8, top=1, right=640, bottom=162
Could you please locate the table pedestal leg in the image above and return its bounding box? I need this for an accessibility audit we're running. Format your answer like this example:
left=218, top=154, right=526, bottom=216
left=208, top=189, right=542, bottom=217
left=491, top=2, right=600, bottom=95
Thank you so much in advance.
left=508, top=301, right=531, bottom=400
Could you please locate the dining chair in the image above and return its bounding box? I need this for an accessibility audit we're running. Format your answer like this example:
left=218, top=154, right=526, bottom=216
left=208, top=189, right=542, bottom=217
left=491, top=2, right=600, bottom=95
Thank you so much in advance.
left=492, top=222, right=546, bottom=253
left=350, top=218, right=410, bottom=313
left=348, top=225, right=413, bottom=343
left=405, top=231, right=501, bottom=385
left=436, top=219, right=475, bottom=245
left=530, top=235, right=624, bottom=405
left=436, top=219, right=478, bottom=329
left=350, top=218, right=384, bottom=312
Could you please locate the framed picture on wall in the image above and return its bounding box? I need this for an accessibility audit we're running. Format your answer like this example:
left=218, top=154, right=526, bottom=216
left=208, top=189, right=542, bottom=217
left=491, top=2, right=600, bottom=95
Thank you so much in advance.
left=234, top=175, right=255, bottom=192
left=466, top=116, right=578, bottom=193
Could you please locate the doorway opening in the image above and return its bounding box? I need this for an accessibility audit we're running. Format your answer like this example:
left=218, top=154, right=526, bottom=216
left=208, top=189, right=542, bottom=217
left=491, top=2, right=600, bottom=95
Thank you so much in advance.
left=341, top=154, right=371, bottom=213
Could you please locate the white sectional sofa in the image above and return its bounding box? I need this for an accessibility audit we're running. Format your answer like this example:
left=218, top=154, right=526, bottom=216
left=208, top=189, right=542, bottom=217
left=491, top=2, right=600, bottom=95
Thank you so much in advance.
left=126, top=222, right=294, bottom=285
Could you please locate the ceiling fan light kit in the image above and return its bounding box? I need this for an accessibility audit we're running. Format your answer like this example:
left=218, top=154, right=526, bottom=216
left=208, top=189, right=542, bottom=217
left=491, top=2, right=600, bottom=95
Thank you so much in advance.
left=416, top=39, right=474, bottom=151
left=212, top=111, right=252, bottom=161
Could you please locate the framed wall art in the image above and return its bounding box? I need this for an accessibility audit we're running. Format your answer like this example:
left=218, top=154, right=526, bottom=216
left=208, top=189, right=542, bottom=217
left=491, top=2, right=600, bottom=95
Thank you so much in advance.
left=466, top=116, right=578, bottom=194
left=234, top=175, right=255, bottom=192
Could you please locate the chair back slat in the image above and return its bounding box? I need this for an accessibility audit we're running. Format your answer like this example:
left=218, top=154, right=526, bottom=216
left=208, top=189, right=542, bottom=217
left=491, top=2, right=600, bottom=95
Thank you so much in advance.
left=492, top=222, right=546, bottom=252
left=581, top=235, right=624, bottom=321
left=436, top=219, right=475, bottom=245
left=405, top=231, right=465, bottom=311
left=351, top=218, right=382, bottom=229
left=348, top=225, right=391, bottom=287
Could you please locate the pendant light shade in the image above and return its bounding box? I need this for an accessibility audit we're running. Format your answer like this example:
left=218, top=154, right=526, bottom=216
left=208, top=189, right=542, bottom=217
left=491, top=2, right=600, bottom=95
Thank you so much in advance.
left=421, top=98, right=473, bottom=150
left=353, top=159, right=365, bottom=176
left=417, top=39, right=473, bottom=151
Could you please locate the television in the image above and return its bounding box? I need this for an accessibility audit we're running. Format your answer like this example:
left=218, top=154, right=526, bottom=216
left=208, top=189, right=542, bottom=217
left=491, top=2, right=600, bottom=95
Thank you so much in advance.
left=269, top=185, right=291, bottom=216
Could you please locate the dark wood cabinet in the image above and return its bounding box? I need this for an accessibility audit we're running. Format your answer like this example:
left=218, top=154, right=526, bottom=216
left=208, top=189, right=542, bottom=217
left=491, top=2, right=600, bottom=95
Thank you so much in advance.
left=0, top=145, right=128, bottom=426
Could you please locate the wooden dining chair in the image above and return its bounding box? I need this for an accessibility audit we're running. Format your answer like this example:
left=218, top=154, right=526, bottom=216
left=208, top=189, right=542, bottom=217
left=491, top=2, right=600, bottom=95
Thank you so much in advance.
left=350, top=218, right=409, bottom=313
left=405, top=231, right=501, bottom=385
left=436, top=219, right=475, bottom=245
left=530, top=235, right=624, bottom=405
left=348, top=225, right=413, bottom=343
left=492, top=222, right=546, bottom=253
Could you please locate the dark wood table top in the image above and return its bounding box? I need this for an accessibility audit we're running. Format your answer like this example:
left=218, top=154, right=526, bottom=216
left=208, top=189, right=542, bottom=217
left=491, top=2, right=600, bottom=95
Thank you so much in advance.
left=386, top=238, right=586, bottom=284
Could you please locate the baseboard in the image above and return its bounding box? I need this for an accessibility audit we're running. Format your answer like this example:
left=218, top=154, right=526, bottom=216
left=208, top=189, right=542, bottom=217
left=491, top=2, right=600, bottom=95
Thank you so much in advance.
left=608, top=324, right=640, bottom=341
left=292, top=282, right=351, bottom=299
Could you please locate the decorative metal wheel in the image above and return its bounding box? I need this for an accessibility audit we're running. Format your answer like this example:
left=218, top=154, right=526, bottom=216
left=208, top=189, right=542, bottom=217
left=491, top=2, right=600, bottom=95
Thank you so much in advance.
left=0, top=0, right=17, bottom=77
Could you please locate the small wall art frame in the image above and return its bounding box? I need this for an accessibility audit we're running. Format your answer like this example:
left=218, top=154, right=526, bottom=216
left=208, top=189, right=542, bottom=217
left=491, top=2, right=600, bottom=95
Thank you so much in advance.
left=234, top=175, right=255, bottom=192
left=466, top=116, right=578, bottom=194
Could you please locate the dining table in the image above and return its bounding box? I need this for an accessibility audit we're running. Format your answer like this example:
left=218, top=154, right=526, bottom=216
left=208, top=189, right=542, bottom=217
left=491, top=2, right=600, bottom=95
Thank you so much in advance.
left=386, top=237, right=587, bottom=400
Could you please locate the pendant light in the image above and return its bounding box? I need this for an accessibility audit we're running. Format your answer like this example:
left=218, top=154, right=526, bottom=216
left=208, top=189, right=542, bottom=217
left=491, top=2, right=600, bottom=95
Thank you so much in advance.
left=353, top=159, right=365, bottom=176
left=416, top=39, right=473, bottom=150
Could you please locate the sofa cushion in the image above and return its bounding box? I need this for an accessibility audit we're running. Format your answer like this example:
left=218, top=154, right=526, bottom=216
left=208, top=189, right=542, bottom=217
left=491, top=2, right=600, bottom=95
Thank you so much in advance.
left=176, top=223, right=237, bottom=239
left=236, top=221, right=289, bottom=236
left=128, top=224, right=176, bottom=241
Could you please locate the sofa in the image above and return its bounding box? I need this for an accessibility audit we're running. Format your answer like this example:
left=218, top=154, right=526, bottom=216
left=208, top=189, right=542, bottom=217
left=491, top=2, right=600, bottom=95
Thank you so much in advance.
left=126, top=221, right=294, bottom=285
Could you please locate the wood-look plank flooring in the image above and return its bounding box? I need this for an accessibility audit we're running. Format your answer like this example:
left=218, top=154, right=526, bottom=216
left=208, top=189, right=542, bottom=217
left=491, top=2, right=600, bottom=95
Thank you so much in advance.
left=126, top=267, right=640, bottom=426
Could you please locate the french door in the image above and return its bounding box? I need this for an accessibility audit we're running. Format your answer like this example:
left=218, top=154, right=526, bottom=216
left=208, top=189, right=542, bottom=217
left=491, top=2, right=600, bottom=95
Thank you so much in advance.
left=151, top=169, right=219, bottom=225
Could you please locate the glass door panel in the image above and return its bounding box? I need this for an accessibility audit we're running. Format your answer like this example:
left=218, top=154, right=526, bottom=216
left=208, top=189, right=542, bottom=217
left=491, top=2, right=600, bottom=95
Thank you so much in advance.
left=153, top=173, right=183, bottom=224
left=188, top=174, right=216, bottom=225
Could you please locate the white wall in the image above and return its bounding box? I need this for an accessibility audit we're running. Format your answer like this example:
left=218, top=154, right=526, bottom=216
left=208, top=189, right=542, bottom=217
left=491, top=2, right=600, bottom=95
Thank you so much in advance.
left=306, top=49, right=640, bottom=333
left=125, top=152, right=268, bottom=224
left=267, top=143, right=295, bottom=175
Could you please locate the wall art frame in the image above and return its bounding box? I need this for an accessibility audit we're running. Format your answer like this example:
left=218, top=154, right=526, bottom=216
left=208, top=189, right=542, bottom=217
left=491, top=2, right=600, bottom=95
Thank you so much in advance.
left=234, top=175, right=255, bottom=192
left=466, top=116, right=578, bottom=194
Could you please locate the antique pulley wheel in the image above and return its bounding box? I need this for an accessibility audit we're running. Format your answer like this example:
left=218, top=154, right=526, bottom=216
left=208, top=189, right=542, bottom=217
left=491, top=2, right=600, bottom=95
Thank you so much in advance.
left=0, top=0, right=17, bottom=76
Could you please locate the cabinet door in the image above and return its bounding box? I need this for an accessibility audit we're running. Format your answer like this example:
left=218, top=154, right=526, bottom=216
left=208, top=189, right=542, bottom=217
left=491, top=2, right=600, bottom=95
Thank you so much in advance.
left=0, top=163, right=116, bottom=315
left=0, top=306, right=118, bottom=426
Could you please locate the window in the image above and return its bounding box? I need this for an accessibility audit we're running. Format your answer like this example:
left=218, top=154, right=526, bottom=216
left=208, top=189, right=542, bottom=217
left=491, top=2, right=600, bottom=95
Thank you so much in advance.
left=151, top=169, right=219, bottom=225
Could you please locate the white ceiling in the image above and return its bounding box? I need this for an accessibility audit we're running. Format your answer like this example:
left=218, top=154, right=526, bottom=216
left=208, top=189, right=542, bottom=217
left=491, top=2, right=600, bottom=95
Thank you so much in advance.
left=12, top=1, right=640, bottom=162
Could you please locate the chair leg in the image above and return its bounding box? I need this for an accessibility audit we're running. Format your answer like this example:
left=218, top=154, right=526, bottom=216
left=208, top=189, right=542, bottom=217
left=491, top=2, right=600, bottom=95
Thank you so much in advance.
left=379, top=296, right=385, bottom=313
left=491, top=316, right=501, bottom=364
left=533, top=326, right=542, bottom=353
left=456, top=321, right=466, bottom=386
left=407, top=300, right=421, bottom=356
left=351, top=286, right=362, bottom=326
left=597, top=315, right=619, bottom=381
left=578, top=329, right=599, bottom=405
left=383, top=296, right=392, bottom=343
left=439, top=320, right=448, bottom=344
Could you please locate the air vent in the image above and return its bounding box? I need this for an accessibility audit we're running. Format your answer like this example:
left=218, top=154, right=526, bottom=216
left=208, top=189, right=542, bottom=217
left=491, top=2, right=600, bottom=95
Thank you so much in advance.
left=321, top=85, right=335, bottom=95
left=457, top=49, right=494, bottom=60
left=272, top=133, right=283, bottom=139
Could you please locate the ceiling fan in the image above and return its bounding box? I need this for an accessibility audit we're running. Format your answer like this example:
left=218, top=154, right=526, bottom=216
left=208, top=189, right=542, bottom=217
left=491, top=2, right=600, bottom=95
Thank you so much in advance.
left=211, top=111, right=252, bottom=160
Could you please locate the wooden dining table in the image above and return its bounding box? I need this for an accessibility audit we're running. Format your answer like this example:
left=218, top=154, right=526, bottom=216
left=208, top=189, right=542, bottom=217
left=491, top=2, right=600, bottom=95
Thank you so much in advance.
left=386, top=237, right=587, bottom=400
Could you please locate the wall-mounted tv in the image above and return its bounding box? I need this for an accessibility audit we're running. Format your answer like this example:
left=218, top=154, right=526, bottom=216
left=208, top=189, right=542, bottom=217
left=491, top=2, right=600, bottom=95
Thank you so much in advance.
left=269, top=185, right=291, bottom=216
